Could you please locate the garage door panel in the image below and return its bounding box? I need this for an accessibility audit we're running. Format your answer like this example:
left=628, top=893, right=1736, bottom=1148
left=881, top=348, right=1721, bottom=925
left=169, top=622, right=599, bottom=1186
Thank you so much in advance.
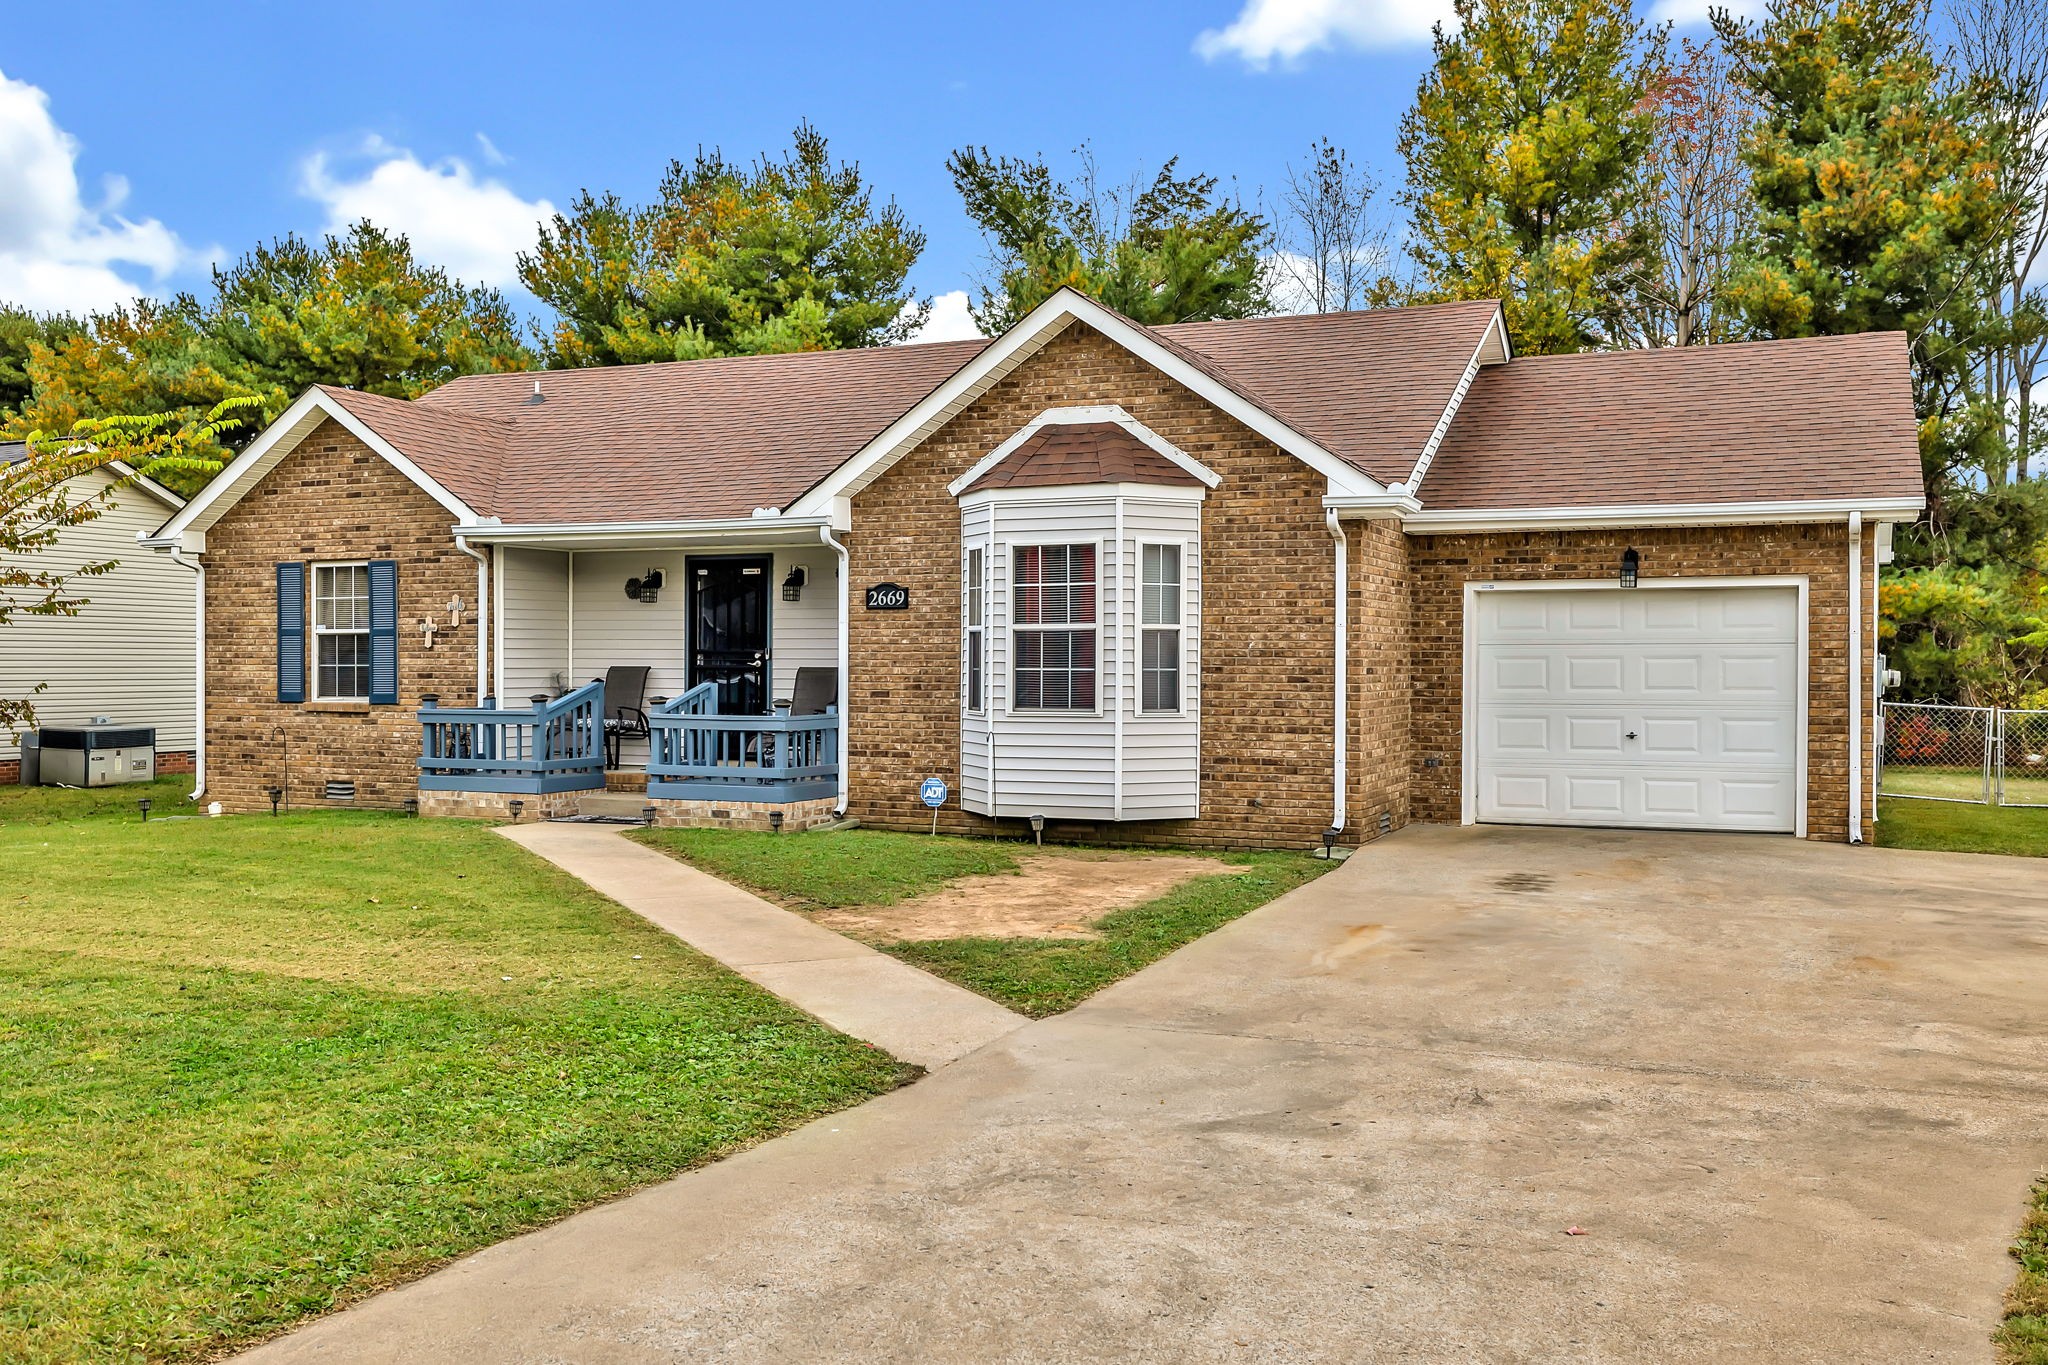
left=1473, top=585, right=1800, bottom=835
left=1477, top=645, right=1796, bottom=705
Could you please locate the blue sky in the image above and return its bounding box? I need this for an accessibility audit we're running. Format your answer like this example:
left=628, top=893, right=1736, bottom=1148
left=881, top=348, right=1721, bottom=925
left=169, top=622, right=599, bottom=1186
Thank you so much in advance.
left=2, top=0, right=1728, bottom=342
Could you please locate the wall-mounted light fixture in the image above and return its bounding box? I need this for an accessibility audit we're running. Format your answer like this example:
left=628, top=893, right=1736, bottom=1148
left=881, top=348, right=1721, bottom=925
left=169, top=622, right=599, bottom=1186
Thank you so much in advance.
left=624, top=569, right=665, bottom=603
left=1619, top=548, right=1641, bottom=589
left=782, top=565, right=807, bottom=602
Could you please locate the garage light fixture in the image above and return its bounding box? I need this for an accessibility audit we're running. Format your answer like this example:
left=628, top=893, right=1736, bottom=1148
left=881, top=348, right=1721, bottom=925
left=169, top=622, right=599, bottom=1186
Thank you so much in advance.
left=1619, top=548, right=1640, bottom=589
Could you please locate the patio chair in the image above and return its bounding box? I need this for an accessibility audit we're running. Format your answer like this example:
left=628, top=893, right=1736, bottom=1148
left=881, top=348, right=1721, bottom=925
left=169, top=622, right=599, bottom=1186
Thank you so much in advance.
left=598, top=665, right=651, bottom=769
left=781, top=667, right=840, bottom=718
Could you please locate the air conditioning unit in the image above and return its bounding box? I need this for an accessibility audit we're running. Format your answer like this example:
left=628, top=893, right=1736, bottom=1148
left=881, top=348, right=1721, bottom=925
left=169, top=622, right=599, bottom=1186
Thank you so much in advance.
left=36, top=725, right=157, bottom=787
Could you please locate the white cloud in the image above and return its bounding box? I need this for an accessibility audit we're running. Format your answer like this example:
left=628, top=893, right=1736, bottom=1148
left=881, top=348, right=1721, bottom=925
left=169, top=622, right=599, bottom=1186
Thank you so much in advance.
left=902, top=289, right=983, bottom=344
left=1647, top=0, right=1763, bottom=25
left=298, top=138, right=554, bottom=289
left=0, top=68, right=203, bottom=314
left=1195, top=0, right=1455, bottom=66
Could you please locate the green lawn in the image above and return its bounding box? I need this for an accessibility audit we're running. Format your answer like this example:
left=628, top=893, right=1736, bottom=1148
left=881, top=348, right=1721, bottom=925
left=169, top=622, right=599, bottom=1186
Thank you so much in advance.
left=633, top=827, right=1336, bottom=1017
left=2001, top=1178, right=2048, bottom=1365
left=0, top=788, right=909, bottom=1364
left=1874, top=797, right=2048, bottom=857
left=1879, top=763, right=1994, bottom=802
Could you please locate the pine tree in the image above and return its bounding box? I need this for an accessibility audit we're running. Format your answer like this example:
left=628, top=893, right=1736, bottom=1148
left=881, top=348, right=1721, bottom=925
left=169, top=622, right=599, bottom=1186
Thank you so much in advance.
left=948, top=145, right=1270, bottom=332
left=520, top=124, right=926, bottom=366
left=1396, top=0, right=1665, bottom=354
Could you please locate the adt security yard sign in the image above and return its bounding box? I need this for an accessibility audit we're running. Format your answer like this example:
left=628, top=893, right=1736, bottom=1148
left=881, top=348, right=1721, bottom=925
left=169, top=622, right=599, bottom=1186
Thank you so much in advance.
left=919, top=777, right=948, bottom=834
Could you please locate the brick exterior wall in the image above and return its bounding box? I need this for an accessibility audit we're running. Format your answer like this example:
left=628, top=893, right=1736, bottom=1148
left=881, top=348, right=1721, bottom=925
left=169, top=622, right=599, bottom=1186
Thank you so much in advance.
left=202, top=419, right=483, bottom=812
left=1348, top=519, right=1412, bottom=842
left=1406, top=523, right=1879, bottom=843
left=846, top=323, right=1345, bottom=851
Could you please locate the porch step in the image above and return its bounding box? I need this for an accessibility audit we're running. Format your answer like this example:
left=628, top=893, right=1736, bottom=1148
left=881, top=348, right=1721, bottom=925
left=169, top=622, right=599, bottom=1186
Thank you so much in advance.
left=573, top=792, right=652, bottom=821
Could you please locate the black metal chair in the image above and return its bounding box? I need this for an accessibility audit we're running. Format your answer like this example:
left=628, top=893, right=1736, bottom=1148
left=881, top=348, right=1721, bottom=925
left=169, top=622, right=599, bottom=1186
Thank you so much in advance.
left=783, top=667, right=839, bottom=717
left=598, top=665, right=651, bottom=769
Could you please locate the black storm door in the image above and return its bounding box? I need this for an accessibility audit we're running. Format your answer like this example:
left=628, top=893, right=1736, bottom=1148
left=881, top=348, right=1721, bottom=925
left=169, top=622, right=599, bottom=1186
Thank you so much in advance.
left=689, top=555, right=772, bottom=714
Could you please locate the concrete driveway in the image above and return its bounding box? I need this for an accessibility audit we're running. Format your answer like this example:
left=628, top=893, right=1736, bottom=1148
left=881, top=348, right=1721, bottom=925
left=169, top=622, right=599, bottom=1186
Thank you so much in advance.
left=242, top=826, right=2048, bottom=1364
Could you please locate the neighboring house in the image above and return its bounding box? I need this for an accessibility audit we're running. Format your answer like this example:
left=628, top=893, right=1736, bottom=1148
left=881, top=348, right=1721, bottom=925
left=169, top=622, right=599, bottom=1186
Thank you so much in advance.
left=1, top=442, right=197, bottom=783
left=142, top=288, right=1923, bottom=847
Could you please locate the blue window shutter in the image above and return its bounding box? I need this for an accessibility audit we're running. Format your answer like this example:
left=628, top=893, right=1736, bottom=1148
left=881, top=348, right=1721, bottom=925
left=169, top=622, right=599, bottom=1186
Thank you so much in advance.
left=276, top=562, right=306, bottom=703
left=368, top=559, right=399, bottom=705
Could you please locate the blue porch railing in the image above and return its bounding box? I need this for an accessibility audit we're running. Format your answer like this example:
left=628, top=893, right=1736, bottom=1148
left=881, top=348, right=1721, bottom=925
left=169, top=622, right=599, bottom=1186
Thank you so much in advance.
left=646, top=681, right=840, bottom=804
left=417, top=681, right=607, bottom=794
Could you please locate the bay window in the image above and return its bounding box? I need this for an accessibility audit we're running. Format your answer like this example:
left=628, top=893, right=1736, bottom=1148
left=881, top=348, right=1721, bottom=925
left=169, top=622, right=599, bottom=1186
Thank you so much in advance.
left=1140, top=543, right=1182, bottom=712
left=1012, top=543, right=1097, bottom=710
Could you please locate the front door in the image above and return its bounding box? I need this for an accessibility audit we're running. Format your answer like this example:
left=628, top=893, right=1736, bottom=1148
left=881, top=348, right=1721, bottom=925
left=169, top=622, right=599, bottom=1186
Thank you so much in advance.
left=689, top=555, right=772, bottom=714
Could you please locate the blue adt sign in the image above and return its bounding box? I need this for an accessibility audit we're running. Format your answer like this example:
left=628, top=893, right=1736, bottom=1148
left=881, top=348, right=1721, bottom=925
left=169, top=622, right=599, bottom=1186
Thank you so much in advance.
left=919, top=777, right=949, bottom=809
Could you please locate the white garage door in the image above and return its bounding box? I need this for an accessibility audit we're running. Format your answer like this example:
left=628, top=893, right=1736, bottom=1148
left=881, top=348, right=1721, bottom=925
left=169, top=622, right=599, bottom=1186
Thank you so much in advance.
left=1471, top=585, right=1801, bottom=833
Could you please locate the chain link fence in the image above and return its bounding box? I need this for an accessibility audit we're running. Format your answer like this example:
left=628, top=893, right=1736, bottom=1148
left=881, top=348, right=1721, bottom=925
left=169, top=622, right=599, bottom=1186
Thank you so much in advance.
left=1878, top=702, right=2048, bottom=806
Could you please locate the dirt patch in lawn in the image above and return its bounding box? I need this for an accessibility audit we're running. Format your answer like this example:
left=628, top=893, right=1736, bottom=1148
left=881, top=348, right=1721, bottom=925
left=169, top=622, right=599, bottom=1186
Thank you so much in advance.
left=814, top=850, right=1246, bottom=942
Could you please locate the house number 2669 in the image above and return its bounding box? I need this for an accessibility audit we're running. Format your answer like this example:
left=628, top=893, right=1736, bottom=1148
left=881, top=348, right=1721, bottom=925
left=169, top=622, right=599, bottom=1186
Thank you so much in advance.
left=864, top=583, right=910, bottom=611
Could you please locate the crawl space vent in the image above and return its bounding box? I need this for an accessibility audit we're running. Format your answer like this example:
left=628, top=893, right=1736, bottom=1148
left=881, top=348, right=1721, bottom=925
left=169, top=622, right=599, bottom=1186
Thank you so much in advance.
left=323, top=781, right=357, bottom=801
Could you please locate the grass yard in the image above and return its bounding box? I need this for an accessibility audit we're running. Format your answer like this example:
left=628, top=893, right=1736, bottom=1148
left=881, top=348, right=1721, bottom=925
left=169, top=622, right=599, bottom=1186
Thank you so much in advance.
left=1879, top=763, right=1995, bottom=802
left=633, top=827, right=1336, bottom=1017
left=0, top=788, right=909, bottom=1364
left=2002, top=1178, right=2048, bottom=1365
left=1874, top=797, right=2048, bottom=857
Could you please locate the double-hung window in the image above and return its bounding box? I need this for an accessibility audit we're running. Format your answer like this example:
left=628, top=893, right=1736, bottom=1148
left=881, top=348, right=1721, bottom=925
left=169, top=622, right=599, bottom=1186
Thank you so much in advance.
left=1140, top=543, right=1183, bottom=712
left=1012, top=543, right=1097, bottom=710
left=312, top=563, right=373, bottom=701
left=963, top=546, right=986, bottom=713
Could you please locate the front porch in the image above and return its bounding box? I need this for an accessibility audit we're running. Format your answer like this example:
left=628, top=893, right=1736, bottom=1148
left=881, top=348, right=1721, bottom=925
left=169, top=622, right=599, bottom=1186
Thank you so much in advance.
left=417, top=680, right=840, bottom=821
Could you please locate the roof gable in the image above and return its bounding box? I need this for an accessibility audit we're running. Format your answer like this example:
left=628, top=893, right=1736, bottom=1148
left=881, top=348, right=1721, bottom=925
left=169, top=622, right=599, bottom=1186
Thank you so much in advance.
left=961, top=422, right=1206, bottom=493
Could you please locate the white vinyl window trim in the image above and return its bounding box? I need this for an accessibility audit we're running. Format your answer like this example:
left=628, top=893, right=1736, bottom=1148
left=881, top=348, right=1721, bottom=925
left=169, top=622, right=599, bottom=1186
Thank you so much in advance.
left=311, top=560, right=372, bottom=702
left=1138, top=541, right=1185, bottom=715
left=1008, top=540, right=1102, bottom=715
left=963, top=544, right=987, bottom=714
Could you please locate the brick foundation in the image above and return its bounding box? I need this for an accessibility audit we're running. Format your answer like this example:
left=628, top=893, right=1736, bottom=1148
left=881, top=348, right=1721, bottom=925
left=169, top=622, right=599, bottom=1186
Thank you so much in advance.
left=417, top=789, right=585, bottom=822
left=648, top=796, right=840, bottom=832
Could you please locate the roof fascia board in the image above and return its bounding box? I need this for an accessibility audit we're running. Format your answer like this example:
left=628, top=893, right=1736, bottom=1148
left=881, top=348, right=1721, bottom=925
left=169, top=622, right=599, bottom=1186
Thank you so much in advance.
left=945, top=404, right=1222, bottom=497
left=1397, top=312, right=1501, bottom=494
left=1399, top=496, right=1926, bottom=534
left=100, top=461, right=187, bottom=510
left=467, top=514, right=832, bottom=550
left=1323, top=493, right=1424, bottom=520
left=959, top=482, right=1209, bottom=510
left=155, top=388, right=479, bottom=544
left=790, top=287, right=1385, bottom=513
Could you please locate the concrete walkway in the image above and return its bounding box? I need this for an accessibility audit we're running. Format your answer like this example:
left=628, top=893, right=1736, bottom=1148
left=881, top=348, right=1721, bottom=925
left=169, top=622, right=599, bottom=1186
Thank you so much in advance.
left=242, top=826, right=2048, bottom=1363
left=497, top=822, right=1025, bottom=1070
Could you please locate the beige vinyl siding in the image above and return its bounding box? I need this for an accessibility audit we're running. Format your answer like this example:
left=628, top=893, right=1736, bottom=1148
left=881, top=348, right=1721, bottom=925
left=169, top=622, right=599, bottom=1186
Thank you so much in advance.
left=769, top=546, right=838, bottom=701
left=0, top=472, right=194, bottom=763
left=496, top=547, right=570, bottom=701
left=1119, top=499, right=1202, bottom=820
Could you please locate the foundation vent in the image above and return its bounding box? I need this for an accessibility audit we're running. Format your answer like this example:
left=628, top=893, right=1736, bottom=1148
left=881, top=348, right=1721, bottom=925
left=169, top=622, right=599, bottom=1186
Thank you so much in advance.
left=323, top=781, right=357, bottom=801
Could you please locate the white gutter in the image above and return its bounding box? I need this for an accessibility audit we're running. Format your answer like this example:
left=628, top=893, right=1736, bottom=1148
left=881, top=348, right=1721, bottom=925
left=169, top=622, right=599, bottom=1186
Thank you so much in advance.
left=167, top=546, right=205, bottom=801
left=454, top=535, right=489, bottom=703
left=821, top=524, right=850, bottom=816
left=1398, top=497, right=1924, bottom=534
left=1322, top=494, right=1424, bottom=520
left=1326, top=508, right=1347, bottom=839
left=1848, top=511, right=1863, bottom=844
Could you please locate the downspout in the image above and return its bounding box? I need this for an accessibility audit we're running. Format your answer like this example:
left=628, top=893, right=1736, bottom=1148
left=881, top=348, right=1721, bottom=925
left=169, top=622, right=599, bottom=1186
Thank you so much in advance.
left=821, top=524, right=850, bottom=816
left=168, top=548, right=205, bottom=800
left=1325, top=507, right=1348, bottom=839
left=454, top=534, right=489, bottom=703
left=1847, top=511, right=1863, bottom=844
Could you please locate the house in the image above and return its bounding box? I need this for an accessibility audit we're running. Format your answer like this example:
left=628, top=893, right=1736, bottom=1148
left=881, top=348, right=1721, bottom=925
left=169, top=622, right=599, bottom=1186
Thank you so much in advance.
left=141, top=288, right=1923, bottom=847
left=1, top=442, right=197, bottom=783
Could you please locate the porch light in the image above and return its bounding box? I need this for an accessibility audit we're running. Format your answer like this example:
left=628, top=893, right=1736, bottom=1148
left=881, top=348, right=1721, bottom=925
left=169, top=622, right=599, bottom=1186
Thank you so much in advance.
left=508, top=799, right=525, bottom=822
left=1619, top=548, right=1640, bottom=589
left=624, top=569, right=665, bottom=603
left=266, top=785, right=283, bottom=816
left=138, top=797, right=151, bottom=823
left=1029, top=812, right=1045, bottom=847
left=782, top=565, right=806, bottom=602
